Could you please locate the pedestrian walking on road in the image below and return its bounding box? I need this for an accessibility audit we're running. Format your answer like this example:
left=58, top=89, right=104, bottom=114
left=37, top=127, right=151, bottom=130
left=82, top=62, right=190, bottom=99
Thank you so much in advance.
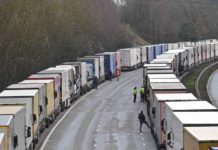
left=138, top=110, right=150, bottom=132
left=140, top=86, right=145, bottom=103
left=132, top=87, right=137, bottom=103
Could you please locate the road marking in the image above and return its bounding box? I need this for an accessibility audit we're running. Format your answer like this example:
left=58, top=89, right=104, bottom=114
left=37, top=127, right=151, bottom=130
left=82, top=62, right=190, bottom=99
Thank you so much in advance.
left=40, top=81, right=109, bottom=150
left=207, top=70, right=218, bottom=106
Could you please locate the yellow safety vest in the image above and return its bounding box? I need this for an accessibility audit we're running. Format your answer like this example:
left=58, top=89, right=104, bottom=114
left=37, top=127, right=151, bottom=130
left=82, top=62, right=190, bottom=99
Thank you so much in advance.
left=132, top=89, right=137, bottom=95
left=140, top=87, right=144, bottom=94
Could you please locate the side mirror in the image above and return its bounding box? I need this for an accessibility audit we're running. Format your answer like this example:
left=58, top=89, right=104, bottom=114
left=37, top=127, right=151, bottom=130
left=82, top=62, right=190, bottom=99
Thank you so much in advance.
left=167, top=131, right=172, bottom=140
left=27, top=127, right=31, bottom=138
left=39, top=105, right=43, bottom=115
left=44, top=96, right=48, bottom=106
left=54, top=91, right=57, bottom=98
left=32, top=114, right=37, bottom=123
left=167, top=131, right=174, bottom=148
left=13, top=135, right=18, bottom=148
left=152, top=107, right=155, bottom=118
left=161, top=119, right=167, bottom=133
left=146, top=89, right=150, bottom=96
left=69, top=80, right=72, bottom=89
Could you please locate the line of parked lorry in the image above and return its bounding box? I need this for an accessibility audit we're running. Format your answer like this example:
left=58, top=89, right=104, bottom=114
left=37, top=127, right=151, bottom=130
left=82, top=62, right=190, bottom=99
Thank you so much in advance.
left=0, top=52, right=122, bottom=150
left=0, top=39, right=218, bottom=150
left=143, top=39, right=218, bottom=150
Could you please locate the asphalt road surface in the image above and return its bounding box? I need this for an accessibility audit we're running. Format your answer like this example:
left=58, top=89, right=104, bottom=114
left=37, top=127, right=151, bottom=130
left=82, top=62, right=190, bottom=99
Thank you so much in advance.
left=40, top=69, right=156, bottom=150
left=208, top=70, right=218, bottom=107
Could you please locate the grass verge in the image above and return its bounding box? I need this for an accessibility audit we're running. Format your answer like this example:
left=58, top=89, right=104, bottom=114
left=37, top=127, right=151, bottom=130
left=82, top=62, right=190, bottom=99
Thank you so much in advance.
left=181, top=60, right=218, bottom=100
left=198, top=63, right=218, bottom=101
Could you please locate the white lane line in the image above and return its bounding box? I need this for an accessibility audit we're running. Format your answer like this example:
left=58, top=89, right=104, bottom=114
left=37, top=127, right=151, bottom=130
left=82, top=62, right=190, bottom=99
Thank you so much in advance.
left=40, top=81, right=109, bottom=150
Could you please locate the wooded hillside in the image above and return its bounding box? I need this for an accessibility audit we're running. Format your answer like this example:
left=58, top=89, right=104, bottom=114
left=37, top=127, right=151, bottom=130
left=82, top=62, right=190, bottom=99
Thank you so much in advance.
left=1, top=0, right=218, bottom=91
left=121, top=0, right=218, bottom=43
left=0, top=0, right=146, bottom=91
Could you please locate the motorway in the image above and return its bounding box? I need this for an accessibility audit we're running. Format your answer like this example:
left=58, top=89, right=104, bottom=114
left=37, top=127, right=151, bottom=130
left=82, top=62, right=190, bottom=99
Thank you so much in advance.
left=208, top=70, right=218, bottom=107
left=40, top=69, right=156, bottom=150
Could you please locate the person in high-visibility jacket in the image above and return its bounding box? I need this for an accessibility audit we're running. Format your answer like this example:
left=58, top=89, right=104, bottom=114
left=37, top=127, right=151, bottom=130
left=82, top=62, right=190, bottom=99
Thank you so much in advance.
left=140, top=86, right=145, bottom=103
left=132, top=87, right=137, bottom=103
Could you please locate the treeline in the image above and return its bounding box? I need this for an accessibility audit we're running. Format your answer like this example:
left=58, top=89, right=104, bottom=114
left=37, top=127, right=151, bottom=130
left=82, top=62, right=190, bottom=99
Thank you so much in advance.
left=0, top=0, right=146, bottom=91
left=120, top=0, right=218, bottom=43
left=3, top=0, right=217, bottom=91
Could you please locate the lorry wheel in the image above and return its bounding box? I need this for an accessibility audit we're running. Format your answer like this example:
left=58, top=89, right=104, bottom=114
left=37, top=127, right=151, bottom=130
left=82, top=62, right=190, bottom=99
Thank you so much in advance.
left=33, top=143, right=35, bottom=150
left=39, top=125, right=44, bottom=134
left=30, top=143, right=34, bottom=150
left=49, top=117, right=53, bottom=124
left=33, top=139, right=36, bottom=149
left=36, top=137, right=39, bottom=144
left=45, top=118, right=49, bottom=128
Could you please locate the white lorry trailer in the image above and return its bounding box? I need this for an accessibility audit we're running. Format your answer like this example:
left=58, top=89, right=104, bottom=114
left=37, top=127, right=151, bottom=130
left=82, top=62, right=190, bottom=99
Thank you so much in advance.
left=27, top=74, right=61, bottom=116
left=38, top=68, right=71, bottom=110
left=20, top=80, right=56, bottom=126
left=0, top=90, right=39, bottom=150
left=84, top=55, right=105, bottom=83
left=118, top=48, right=141, bottom=70
left=55, top=66, right=76, bottom=102
left=166, top=111, right=218, bottom=150
left=152, top=93, right=198, bottom=149
left=62, top=62, right=88, bottom=94
left=7, top=83, right=47, bottom=133
left=148, top=82, right=186, bottom=134
left=0, top=106, right=25, bottom=150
